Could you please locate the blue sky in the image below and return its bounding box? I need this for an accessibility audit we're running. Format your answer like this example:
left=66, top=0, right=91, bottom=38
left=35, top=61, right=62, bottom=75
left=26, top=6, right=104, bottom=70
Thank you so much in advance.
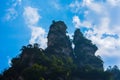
left=0, top=0, right=120, bottom=72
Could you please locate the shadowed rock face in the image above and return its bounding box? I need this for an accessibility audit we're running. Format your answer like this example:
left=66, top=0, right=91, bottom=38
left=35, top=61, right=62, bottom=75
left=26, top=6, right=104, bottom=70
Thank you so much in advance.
left=73, top=29, right=98, bottom=56
left=46, top=21, right=73, bottom=57
left=47, top=21, right=67, bottom=47
left=73, top=29, right=103, bottom=69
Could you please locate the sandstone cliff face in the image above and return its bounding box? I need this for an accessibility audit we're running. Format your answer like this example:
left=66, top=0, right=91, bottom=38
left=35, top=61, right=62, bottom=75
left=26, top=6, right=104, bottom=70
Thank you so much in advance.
left=46, top=21, right=73, bottom=57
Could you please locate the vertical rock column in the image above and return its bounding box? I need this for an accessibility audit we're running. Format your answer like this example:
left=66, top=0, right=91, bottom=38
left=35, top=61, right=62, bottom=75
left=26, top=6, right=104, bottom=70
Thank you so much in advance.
left=46, top=21, right=73, bottom=57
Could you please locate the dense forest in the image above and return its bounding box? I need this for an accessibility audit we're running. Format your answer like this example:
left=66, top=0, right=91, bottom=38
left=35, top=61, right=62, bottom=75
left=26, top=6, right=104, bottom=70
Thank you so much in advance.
left=0, top=21, right=120, bottom=80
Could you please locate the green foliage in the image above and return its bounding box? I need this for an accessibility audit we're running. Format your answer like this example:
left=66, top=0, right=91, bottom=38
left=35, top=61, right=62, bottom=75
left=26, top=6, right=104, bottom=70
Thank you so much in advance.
left=22, top=64, right=47, bottom=80
left=1, top=44, right=111, bottom=80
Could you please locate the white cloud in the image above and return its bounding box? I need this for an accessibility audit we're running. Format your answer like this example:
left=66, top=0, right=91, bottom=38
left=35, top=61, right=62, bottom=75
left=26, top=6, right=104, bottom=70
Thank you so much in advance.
left=107, top=0, right=120, bottom=6
left=70, top=0, right=120, bottom=67
left=72, top=15, right=81, bottom=28
left=23, top=7, right=40, bottom=25
left=82, top=0, right=104, bottom=14
left=29, top=26, right=47, bottom=48
left=69, top=0, right=104, bottom=14
left=72, top=15, right=92, bottom=28
left=85, top=30, right=120, bottom=57
left=23, top=6, right=47, bottom=49
left=66, top=33, right=75, bottom=49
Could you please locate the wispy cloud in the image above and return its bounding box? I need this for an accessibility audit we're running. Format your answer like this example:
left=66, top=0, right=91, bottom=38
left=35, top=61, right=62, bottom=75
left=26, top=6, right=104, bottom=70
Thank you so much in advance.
left=70, top=0, right=120, bottom=66
left=12, top=0, right=22, bottom=7
left=23, top=6, right=47, bottom=49
left=69, top=0, right=82, bottom=13
left=50, top=1, right=61, bottom=10
left=106, top=0, right=120, bottom=7
left=5, top=8, right=18, bottom=21
left=4, top=0, right=22, bottom=21
left=72, top=15, right=92, bottom=28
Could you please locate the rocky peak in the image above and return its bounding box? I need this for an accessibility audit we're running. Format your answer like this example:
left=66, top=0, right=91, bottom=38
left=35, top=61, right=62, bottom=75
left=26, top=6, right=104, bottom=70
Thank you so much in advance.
left=73, top=29, right=103, bottom=69
left=46, top=21, right=73, bottom=57
left=73, top=29, right=98, bottom=56
left=49, top=21, right=67, bottom=34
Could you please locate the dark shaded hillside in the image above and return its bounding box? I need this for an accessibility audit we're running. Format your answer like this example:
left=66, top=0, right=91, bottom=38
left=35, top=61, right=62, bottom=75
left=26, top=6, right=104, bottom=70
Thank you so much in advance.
left=0, top=21, right=113, bottom=80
